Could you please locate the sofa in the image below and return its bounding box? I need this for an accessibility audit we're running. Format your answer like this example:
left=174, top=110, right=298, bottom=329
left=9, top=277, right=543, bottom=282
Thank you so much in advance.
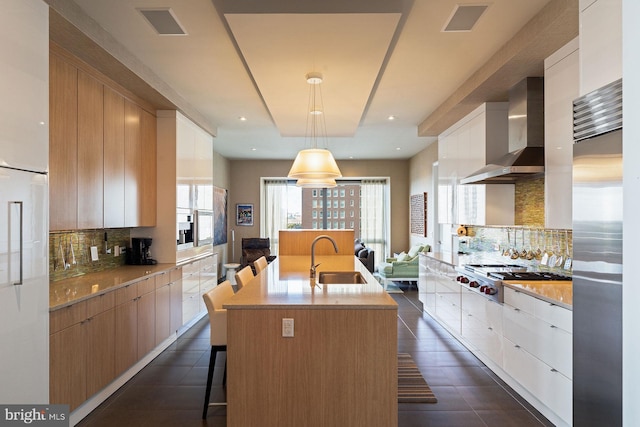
left=354, top=239, right=375, bottom=273
left=376, top=243, right=430, bottom=290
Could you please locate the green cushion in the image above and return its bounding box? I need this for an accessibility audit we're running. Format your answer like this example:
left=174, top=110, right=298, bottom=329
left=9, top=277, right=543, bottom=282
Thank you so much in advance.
left=396, top=251, right=408, bottom=262
left=407, top=245, right=423, bottom=258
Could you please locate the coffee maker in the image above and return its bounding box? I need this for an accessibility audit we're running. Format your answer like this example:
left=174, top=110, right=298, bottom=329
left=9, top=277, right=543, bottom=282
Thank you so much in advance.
left=127, top=237, right=157, bottom=265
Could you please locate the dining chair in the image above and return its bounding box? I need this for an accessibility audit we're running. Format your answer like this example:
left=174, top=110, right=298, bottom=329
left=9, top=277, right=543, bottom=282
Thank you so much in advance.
left=202, top=280, right=234, bottom=419
left=253, top=256, right=268, bottom=274
left=235, top=265, right=255, bottom=290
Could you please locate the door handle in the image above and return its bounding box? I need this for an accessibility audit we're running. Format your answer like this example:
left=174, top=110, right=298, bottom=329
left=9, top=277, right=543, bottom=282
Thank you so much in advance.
left=11, top=201, right=23, bottom=285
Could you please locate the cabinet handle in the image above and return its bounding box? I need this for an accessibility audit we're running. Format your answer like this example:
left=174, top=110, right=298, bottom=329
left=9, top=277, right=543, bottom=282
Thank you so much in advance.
left=488, top=327, right=493, bottom=331
left=550, top=368, right=558, bottom=373
left=514, top=308, right=520, bottom=312
left=514, top=344, right=520, bottom=349
left=550, top=325, right=557, bottom=329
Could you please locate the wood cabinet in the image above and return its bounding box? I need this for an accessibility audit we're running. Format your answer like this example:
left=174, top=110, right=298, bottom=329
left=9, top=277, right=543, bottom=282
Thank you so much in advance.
left=103, top=86, right=126, bottom=228
left=49, top=53, right=78, bottom=231
left=155, top=267, right=184, bottom=345
left=437, top=103, right=514, bottom=226
left=50, top=292, right=116, bottom=411
left=77, top=70, right=104, bottom=229
left=115, top=276, right=157, bottom=374
left=544, top=38, right=579, bottom=230
left=49, top=45, right=157, bottom=230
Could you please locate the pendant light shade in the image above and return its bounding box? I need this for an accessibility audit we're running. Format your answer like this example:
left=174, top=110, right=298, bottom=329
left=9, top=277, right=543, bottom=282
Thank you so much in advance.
left=295, top=177, right=337, bottom=188
left=287, top=72, right=342, bottom=187
left=288, top=148, right=341, bottom=180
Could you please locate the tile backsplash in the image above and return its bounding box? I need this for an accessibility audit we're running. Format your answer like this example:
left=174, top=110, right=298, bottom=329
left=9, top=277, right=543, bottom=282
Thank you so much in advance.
left=49, top=229, right=130, bottom=282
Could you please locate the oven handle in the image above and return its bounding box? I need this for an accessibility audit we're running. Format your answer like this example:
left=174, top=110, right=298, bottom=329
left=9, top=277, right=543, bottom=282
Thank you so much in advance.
left=11, top=201, right=23, bottom=285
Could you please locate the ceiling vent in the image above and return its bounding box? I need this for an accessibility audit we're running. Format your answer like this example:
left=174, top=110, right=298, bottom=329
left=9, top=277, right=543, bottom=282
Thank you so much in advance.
left=138, top=8, right=187, bottom=36
left=442, top=4, right=488, bottom=32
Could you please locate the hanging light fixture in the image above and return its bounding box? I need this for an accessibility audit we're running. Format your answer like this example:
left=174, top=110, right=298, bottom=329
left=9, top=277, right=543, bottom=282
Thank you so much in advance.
left=287, top=72, right=342, bottom=186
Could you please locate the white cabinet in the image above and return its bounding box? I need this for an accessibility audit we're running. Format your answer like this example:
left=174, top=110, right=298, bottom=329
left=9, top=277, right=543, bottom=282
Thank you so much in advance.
left=579, top=0, right=622, bottom=95
left=544, top=38, right=579, bottom=230
left=437, top=103, right=514, bottom=225
left=461, top=288, right=504, bottom=367
left=503, top=286, right=572, bottom=425
left=0, top=0, right=48, bottom=173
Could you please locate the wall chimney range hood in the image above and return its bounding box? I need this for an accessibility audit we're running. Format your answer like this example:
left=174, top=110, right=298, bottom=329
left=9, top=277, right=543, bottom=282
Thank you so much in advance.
left=461, top=77, right=545, bottom=184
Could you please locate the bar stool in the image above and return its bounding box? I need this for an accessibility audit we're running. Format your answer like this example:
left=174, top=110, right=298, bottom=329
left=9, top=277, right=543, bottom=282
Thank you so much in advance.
left=235, top=265, right=255, bottom=290
left=202, top=280, right=234, bottom=419
left=253, top=256, right=268, bottom=274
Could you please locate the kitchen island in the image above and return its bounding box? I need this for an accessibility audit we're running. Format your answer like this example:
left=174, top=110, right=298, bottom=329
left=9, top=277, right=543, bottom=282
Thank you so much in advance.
left=224, top=255, right=398, bottom=427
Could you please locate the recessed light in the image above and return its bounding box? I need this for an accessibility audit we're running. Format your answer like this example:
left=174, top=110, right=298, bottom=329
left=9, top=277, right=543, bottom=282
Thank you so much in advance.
left=251, top=148, right=257, bottom=151
left=39, top=121, right=46, bottom=125
left=388, top=115, right=396, bottom=121
left=349, top=156, right=354, bottom=159
left=556, top=146, right=563, bottom=150
left=239, top=116, right=247, bottom=121
left=396, top=147, right=401, bottom=151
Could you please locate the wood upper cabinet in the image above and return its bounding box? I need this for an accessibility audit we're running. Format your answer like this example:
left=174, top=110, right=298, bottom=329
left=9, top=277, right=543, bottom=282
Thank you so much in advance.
left=49, top=45, right=158, bottom=230
left=77, top=70, right=104, bottom=229
left=140, top=109, right=157, bottom=226
left=124, top=100, right=142, bottom=227
left=49, top=53, right=78, bottom=231
left=103, top=86, right=126, bottom=228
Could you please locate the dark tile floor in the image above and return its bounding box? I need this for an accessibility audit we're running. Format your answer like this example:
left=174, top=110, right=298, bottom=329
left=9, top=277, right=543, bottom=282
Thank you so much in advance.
left=78, top=284, right=554, bottom=427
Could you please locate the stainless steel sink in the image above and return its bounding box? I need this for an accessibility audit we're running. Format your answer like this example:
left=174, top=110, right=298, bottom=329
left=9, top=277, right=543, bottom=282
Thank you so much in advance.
left=317, top=271, right=367, bottom=284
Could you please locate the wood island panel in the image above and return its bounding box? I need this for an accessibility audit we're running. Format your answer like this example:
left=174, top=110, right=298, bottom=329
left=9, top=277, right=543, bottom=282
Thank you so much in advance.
left=278, top=229, right=355, bottom=256
left=227, top=308, right=397, bottom=427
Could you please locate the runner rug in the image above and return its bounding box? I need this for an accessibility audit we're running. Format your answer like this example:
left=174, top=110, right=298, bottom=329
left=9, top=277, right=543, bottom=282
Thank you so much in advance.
left=398, top=353, right=437, bottom=403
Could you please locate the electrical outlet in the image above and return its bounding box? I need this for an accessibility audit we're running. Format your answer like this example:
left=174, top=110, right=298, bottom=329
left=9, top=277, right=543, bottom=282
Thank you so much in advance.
left=282, top=318, right=294, bottom=337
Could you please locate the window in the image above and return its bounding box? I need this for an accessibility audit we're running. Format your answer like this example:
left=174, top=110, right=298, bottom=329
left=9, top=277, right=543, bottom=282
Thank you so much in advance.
left=340, top=189, right=345, bottom=197
left=262, top=178, right=389, bottom=264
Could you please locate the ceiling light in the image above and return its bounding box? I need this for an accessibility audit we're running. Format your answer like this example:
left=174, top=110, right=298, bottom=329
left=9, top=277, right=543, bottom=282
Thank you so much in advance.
left=251, top=147, right=257, bottom=151
left=288, top=72, right=342, bottom=186
left=388, top=115, right=396, bottom=121
left=239, top=116, right=247, bottom=121
left=396, top=147, right=401, bottom=151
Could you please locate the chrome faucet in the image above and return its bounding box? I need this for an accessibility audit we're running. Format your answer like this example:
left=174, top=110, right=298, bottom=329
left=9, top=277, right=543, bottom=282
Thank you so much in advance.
left=310, top=235, right=339, bottom=279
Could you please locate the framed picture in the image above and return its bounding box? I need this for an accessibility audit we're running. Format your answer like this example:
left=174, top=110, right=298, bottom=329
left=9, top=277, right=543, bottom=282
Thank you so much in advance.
left=213, top=187, right=228, bottom=245
left=236, top=203, right=253, bottom=226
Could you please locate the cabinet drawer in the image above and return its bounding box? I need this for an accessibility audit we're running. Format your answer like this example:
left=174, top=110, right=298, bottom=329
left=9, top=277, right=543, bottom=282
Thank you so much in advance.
left=170, top=267, right=182, bottom=283
left=115, top=282, right=138, bottom=306
left=155, top=270, right=171, bottom=288
left=503, top=304, right=572, bottom=378
left=504, top=337, right=572, bottom=424
left=86, top=292, right=115, bottom=318
left=182, top=260, right=199, bottom=276
left=504, top=287, right=536, bottom=314
left=50, top=301, right=87, bottom=334
left=137, top=276, right=155, bottom=296
left=533, top=298, right=572, bottom=333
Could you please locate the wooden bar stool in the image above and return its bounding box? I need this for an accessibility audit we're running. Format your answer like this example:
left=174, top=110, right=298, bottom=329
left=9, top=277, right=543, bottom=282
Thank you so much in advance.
left=235, top=265, right=255, bottom=290
left=253, top=256, right=268, bottom=274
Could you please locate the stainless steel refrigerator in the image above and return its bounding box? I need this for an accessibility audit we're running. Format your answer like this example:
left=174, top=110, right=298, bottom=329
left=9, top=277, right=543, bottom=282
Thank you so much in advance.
left=573, top=78, right=623, bottom=426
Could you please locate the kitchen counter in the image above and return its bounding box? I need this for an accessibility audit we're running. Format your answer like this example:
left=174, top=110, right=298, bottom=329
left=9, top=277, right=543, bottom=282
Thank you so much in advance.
left=503, top=280, right=573, bottom=309
left=49, top=263, right=175, bottom=310
left=225, top=255, right=398, bottom=427
left=224, top=255, right=396, bottom=309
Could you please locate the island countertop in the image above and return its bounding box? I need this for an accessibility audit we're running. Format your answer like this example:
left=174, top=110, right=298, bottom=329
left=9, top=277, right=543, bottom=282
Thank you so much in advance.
left=223, top=255, right=397, bottom=309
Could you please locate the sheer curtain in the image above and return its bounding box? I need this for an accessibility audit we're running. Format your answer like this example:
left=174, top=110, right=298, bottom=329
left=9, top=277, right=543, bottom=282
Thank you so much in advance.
left=360, top=179, right=387, bottom=268
left=262, top=179, right=289, bottom=255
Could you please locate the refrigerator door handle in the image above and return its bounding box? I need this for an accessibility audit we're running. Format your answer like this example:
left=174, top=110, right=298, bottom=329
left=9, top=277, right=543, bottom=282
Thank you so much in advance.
left=10, top=201, right=23, bottom=285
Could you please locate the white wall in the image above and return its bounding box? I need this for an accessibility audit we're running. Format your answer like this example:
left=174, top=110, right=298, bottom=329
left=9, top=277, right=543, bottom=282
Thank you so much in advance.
left=408, top=142, right=438, bottom=250
left=622, top=1, right=640, bottom=424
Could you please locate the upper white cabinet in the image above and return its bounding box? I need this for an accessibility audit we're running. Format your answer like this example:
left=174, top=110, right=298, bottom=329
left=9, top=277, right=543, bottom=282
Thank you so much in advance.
left=437, top=103, right=514, bottom=226
left=0, top=0, right=48, bottom=173
left=579, top=0, right=621, bottom=95
left=544, top=38, right=579, bottom=230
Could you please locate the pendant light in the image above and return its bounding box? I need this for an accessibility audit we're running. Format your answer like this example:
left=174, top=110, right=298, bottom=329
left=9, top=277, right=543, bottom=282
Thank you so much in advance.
left=288, top=72, right=342, bottom=186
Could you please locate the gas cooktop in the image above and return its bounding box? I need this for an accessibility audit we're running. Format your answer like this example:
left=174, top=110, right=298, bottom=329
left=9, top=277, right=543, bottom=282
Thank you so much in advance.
left=489, top=271, right=572, bottom=281
left=464, top=264, right=527, bottom=274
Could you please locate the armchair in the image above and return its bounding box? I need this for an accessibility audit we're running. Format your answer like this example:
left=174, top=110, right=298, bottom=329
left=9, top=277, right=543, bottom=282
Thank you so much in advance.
left=376, top=244, right=430, bottom=290
left=240, top=238, right=276, bottom=274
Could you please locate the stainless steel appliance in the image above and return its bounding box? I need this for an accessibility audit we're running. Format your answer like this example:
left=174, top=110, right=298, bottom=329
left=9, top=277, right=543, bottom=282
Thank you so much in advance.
left=455, top=264, right=527, bottom=303
left=572, top=78, right=623, bottom=426
left=127, top=237, right=157, bottom=265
